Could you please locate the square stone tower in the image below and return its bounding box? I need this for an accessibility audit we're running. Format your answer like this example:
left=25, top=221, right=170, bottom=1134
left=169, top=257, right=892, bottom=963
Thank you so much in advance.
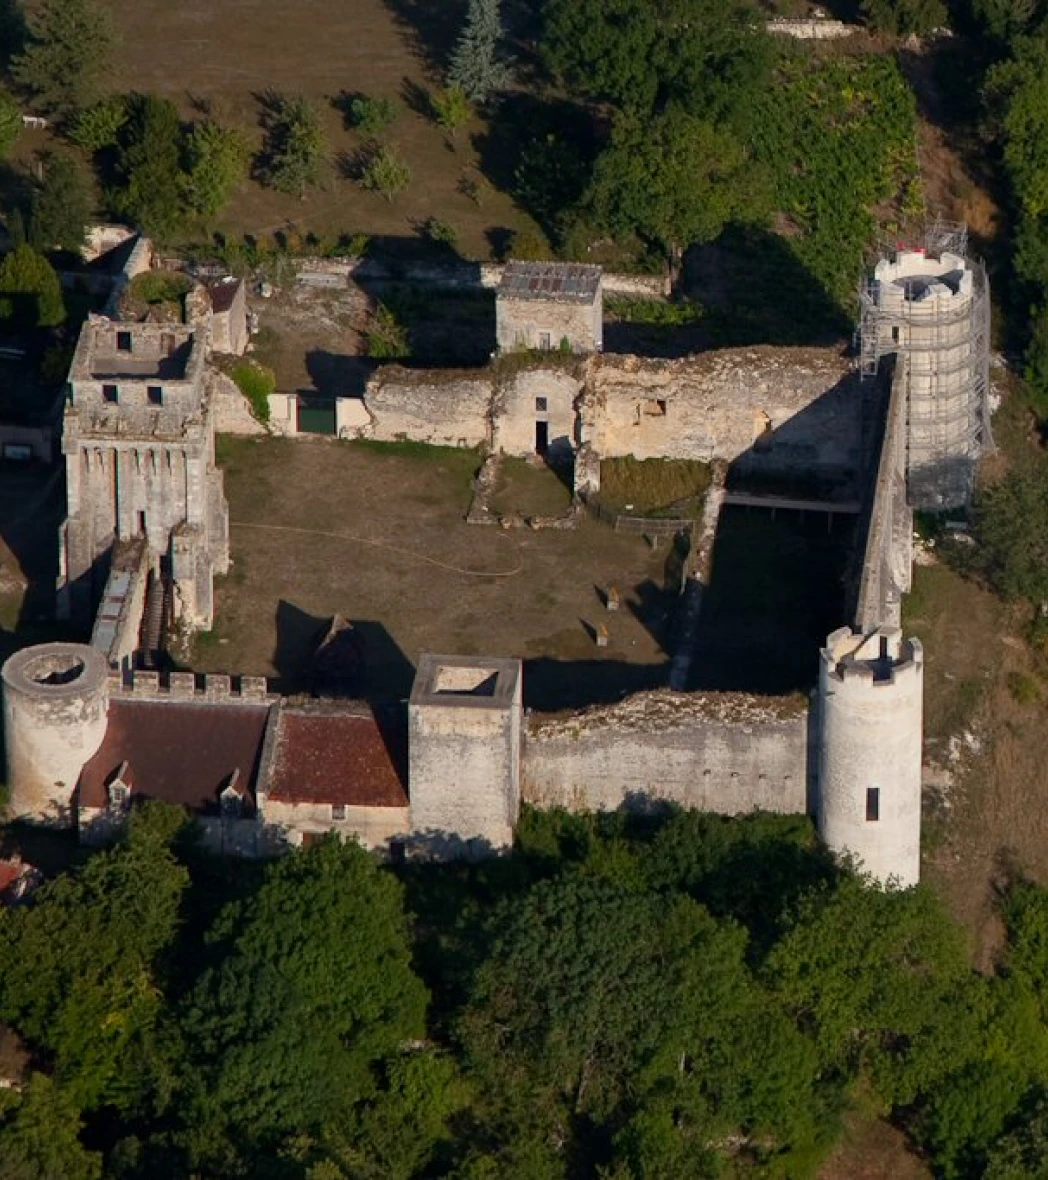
left=408, top=654, right=522, bottom=853
left=57, top=317, right=229, bottom=631
left=496, top=261, right=603, bottom=354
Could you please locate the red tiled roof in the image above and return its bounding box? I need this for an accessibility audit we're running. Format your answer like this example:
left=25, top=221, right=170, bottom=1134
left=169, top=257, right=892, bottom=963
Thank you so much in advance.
left=266, top=704, right=408, bottom=809
left=77, top=698, right=272, bottom=813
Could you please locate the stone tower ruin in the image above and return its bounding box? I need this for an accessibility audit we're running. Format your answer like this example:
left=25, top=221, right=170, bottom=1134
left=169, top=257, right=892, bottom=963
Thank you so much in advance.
left=860, top=221, right=992, bottom=510
left=2, top=643, right=109, bottom=824
left=816, top=625, right=924, bottom=887
left=57, top=318, right=229, bottom=631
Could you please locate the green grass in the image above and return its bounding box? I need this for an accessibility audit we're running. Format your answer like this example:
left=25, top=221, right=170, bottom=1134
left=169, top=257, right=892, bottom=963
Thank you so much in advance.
left=599, top=457, right=712, bottom=515
left=229, top=360, right=275, bottom=423
left=604, top=296, right=703, bottom=325
left=130, top=271, right=194, bottom=305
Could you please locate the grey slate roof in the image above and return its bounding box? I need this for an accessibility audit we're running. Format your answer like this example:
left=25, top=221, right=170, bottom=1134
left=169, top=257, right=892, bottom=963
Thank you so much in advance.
left=497, top=261, right=602, bottom=305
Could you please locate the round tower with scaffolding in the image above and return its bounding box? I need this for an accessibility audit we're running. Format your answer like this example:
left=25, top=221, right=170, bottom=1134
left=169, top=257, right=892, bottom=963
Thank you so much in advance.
left=859, top=221, right=992, bottom=511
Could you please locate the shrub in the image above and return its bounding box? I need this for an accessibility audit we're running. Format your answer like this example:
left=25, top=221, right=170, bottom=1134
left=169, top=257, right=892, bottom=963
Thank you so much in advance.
left=348, top=94, right=398, bottom=136
left=359, top=143, right=412, bottom=203
left=130, top=271, right=193, bottom=305
left=230, top=360, right=274, bottom=423
left=421, top=217, right=457, bottom=251
left=367, top=303, right=410, bottom=359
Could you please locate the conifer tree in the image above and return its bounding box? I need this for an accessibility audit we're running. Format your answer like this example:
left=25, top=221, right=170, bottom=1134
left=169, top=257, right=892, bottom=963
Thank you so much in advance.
left=448, top=0, right=510, bottom=104
left=12, top=0, right=113, bottom=116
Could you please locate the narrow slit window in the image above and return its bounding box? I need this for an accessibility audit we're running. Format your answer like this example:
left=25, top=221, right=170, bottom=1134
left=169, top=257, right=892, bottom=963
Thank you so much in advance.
left=866, top=786, right=880, bottom=823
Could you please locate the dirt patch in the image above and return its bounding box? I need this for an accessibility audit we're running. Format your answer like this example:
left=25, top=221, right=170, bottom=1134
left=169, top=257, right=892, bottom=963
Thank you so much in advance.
left=107, top=0, right=537, bottom=257
left=196, top=437, right=683, bottom=710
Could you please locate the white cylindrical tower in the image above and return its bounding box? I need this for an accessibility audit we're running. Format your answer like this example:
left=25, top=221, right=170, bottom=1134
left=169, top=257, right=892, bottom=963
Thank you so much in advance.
left=817, top=625, right=924, bottom=887
left=2, top=643, right=109, bottom=824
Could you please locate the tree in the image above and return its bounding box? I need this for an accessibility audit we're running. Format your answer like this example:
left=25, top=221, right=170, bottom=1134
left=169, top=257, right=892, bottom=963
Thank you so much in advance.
left=67, top=94, right=128, bottom=152
left=12, top=0, right=113, bottom=116
left=0, top=804, right=189, bottom=1113
left=347, top=94, right=398, bottom=136
left=972, top=461, right=1048, bottom=603
left=542, top=0, right=769, bottom=121
left=986, top=38, right=1048, bottom=218
left=181, top=121, right=248, bottom=218
left=0, top=244, right=65, bottom=329
left=260, top=94, right=327, bottom=198
left=359, top=143, right=411, bottom=203
left=448, top=0, right=510, bottom=104
left=182, top=837, right=428, bottom=1162
left=0, top=88, right=21, bottom=161
left=459, top=871, right=824, bottom=1174
left=430, top=85, right=471, bottom=145
left=0, top=1074, right=102, bottom=1180
left=584, top=103, right=769, bottom=258
left=861, top=0, right=949, bottom=35
left=111, top=94, right=188, bottom=240
left=30, top=150, right=93, bottom=253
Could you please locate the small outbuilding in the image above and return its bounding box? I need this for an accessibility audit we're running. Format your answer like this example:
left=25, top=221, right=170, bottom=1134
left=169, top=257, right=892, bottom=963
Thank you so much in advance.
left=496, top=260, right=603, bottom=355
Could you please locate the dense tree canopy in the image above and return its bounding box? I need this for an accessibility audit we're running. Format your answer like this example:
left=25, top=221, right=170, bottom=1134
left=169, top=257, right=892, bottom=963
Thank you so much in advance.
left=0, top=807, right=1047, bottom=1175
left=0, top=243, right=64, bottom=329
left=12, top=0, right=113, bottom=116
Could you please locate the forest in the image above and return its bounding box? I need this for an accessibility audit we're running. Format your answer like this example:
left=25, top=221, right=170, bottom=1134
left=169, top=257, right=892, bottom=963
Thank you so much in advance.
left=2, top=802, right=1048, bottom=1179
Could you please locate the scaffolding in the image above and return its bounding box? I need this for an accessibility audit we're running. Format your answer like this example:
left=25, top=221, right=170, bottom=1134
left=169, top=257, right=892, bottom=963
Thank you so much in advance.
left=858, top=222, right=992, bottom=511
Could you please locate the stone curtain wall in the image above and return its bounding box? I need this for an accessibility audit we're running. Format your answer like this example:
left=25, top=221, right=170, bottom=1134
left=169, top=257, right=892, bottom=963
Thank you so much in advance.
left=357, top=348, right=864, bottom=475
left=584, top=348, right=862, bottom=477
left=523, top=690, right=810, bottom=815
left=364, top=367, right=492, bottom=448
left=853, top=364, right=913, bottom=631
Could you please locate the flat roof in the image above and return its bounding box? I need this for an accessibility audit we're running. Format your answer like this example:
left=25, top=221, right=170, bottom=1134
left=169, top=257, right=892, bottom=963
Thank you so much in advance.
left=498, top=261, right=602, bottom=304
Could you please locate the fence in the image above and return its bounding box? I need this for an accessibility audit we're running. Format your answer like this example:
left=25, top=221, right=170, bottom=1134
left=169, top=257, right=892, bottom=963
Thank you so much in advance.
left=584, top=495, right=696, bottom=538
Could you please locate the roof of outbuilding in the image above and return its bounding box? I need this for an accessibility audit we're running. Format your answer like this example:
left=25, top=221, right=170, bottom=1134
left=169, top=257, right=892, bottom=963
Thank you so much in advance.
left=265, top=703, right=408, bottom=809
left=77, top=698, right=272, bottom=814
left=497, top=260, right=602, bottom=304
left=207, top=277, right=244, bottom=314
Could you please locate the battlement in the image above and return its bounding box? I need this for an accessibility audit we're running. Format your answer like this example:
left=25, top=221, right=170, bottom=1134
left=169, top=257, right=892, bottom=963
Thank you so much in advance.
left=822, top=625, right=923, bottom=689
left=108, top=668, right=275, bottom=703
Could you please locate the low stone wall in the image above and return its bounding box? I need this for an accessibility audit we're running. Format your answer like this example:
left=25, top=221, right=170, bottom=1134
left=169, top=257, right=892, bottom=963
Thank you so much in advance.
left=294, top=256, right=669, bottom=300
left=523, top=689, right=810, bottom=814
left=767, top=18, right=857, bottom=39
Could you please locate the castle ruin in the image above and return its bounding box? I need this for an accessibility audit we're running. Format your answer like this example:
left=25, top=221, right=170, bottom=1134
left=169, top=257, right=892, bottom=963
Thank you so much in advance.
left=0, top=230, right=993, bottom=888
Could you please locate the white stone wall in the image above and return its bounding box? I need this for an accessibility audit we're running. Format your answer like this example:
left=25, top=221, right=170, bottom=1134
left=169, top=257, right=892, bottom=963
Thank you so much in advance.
left=817, top=627, right=924, bottom=887
left=496, top=295, right=602, bottom=355
left=259, top=798, right=410, bottom=851
left=524, top=690, right=810, bottom=814
left=586, top=349, right=861, bottom=475
left=210, top=370, right=266, bottom=436
left=492, top=368, right=583, bottom=458
left=363, top=368, right=491, bottom=448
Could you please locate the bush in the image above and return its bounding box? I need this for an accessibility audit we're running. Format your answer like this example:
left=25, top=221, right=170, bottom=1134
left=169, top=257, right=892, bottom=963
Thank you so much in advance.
left=130, top=271, right=193, bottom=305
left=367, top=303, right=410, bottom=359
left=348, top=94, right=398, bottom=136
left=229, top=360, right=274, bottom=423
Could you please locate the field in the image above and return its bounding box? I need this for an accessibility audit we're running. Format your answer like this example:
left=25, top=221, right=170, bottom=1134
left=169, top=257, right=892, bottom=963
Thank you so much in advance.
left=104, top=0, right=537, bottom=258
left=193, top=437, right=684, bottom=711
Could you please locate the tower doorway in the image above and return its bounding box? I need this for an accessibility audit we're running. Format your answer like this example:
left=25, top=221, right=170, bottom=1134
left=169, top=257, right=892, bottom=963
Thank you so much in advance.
left=535, top=420, right=549, bottom=455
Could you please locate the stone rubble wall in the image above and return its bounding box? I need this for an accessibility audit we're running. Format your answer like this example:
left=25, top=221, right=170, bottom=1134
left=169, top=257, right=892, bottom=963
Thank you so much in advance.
left=209, top=370, right=267, bottom=436
left=523, top=689, right=811, bottom=814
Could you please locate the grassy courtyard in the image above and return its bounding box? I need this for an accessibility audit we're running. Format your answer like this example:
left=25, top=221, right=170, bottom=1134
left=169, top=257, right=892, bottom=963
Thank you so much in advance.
left=195, top=437, right=685, bottom=710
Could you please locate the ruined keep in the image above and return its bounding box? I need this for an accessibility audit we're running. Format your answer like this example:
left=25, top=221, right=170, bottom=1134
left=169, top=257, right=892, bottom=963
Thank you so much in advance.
left=860, top=223, right=992, bottom=510
left=496, top=261, right=603, bottom=355
left=57, top=318, right=230, bottom=631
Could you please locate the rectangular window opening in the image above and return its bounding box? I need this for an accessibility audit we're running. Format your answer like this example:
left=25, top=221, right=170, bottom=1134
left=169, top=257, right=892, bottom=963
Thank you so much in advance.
left=137, top=511, right=146, bottom=535
left=102, top=384, right=118, bottom=404
left=866, top=786, right=880, bottom=823
left=116, top=330, right=133, bottom=352
left=147, top=385, right=163, bottom=406
left=331, top=803, right=346, bottom=821
left=538, top=332, right=552, bottom=351
left=643, top=398, right=667, bottom=417
left=535, top=396, right=547, bottom=412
